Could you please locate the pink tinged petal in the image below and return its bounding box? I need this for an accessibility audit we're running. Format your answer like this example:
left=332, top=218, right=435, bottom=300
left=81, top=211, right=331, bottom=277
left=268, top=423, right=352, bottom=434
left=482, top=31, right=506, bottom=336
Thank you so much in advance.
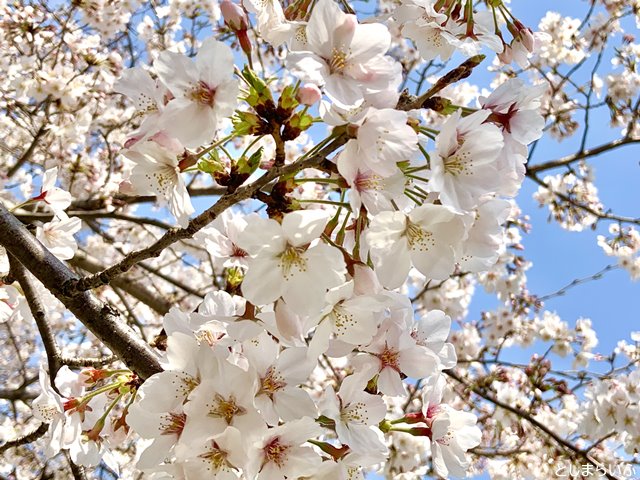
left=281, top=210, right=330, bottom=247
left=324, top=74, right=364, bottom=109
left=274, top=387, right=317, bottom=421
left=274, top=299, right=306, bottom=343
left=195, top=38, right=235, bottom=87
left=377, top=367, right=405, bottom=397
left=242, top=257, right=287, bottom=306
left=137, top=435, right=178, bottom=470
left=399, top=346, right=438, bottom=379
left=159, top=99, right=218, bottom=148
left=305, top=0, right=345, bottom=59
left=371, top=239, right=411, bottom=289
left=236, top=215, right=285, bottom=255
left=154, top=51, right=199, bottom=94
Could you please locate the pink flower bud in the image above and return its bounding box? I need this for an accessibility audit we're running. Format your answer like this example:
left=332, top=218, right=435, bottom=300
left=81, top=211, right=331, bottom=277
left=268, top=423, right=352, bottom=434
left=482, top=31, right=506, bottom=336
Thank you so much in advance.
left=498, top=43, right=513, bottom=64
left=221, top=0, right=248, bottom=31
left=521, top=28, right=535, bottom=52
left=296, top=83, right=322, bottom=106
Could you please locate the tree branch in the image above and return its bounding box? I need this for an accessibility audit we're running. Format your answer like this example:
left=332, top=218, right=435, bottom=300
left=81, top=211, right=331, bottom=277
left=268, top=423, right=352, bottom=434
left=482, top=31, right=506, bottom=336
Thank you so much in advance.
left=446, top=370, right=620, bottom=480
left=69, top=251, right=172, bottom=315
left=9, top=255, right=63, bottom=382
left=0, top=203, right=162, bottom=379
left=526, top=137, right=640, bottom=174
left=0, top=423, right=49, bottom=454
left=71, top=135, right=348, bottom=292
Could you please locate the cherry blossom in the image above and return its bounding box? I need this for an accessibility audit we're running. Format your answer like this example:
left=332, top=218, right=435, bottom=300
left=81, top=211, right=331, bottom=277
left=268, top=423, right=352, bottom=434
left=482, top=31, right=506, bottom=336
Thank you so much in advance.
left=366, top=204, right=466, bottom=288
left=236, top=210, right=346, bottom=315
left=35, top=213, right=81, bottom=260
left=286, top=0, right=401, bottom=108
left=154, top=38, right=239, bottom=148
left=32, top=167, right=72, bottom=213
left=122, top=134, right=195, bottom=227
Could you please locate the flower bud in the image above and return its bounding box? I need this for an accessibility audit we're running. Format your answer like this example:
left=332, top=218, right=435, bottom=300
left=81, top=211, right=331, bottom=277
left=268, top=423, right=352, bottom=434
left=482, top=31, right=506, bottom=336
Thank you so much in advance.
left=221, top=0, right=248, bottom=31
left=296, top=83, right=322, bottom=106
left=520, top=28, right=535, bottom=52
left=498, top=43, right=513, bottom=64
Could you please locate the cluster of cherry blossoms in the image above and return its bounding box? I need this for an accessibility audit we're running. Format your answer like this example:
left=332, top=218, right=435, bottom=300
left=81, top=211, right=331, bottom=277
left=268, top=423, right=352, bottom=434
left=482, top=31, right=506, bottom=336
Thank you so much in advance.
left=14, top=0, right=551, bottom=477
left=2, top=0, right=640, bottom=479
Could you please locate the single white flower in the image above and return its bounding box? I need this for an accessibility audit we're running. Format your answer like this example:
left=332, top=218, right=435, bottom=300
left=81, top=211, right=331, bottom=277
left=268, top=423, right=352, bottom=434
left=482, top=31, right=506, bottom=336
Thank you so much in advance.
left=366, top=204, right=466, bottom=288
left=394, top=0, right=456, bottom=62
left=243, top=331, right=317, bottom=425
left=154, top=38, right=239, bottom=148
left=33, top=167, right=72, bottom=213
left=286, top=0, right=401, bottom=108
left=307, top=280, right=386, bottom=359
left=122, top=134, right=195, bottom=227
left=338, top=108, right=419, bottom=178
left=355, top=320, right=439, bottom=396
left=429, top=109, right=504, bottom=211
left=175, top=426, right=247, bottom=479
left=36, top=213, right=81, bottom=260
left=236, top=210, right=346, bottom=315
left=195, top=210, right=249, bottom=270
left=180, top=354, right=266, bottom=443
left=246, top=417, right=323, bottom=480
left=420, top=375, right=482, bottom=478
left=318, top=369, right=388, bottom=454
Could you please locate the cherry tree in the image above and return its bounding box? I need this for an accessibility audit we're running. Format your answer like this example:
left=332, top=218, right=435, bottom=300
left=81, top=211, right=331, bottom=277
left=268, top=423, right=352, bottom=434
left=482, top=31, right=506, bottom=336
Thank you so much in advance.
left=0, top=0, right=639, bottom=479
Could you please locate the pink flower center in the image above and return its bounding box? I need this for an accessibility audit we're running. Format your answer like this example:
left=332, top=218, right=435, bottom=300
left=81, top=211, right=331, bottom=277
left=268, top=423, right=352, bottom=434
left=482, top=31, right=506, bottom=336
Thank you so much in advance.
left=377, top=344, right=400, bottom=371
left=160, top=411, right=186, bottom=437
left=263, top=437, right=290, bottom=468
left=190, top=81, right=216, bottom=107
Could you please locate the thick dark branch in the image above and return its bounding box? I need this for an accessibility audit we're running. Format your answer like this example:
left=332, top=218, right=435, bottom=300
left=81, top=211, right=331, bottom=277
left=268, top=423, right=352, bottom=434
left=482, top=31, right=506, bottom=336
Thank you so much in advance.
left=71, top=135, right=348, bottom=292
left=446, top=370, right=620, bottom=480
left=10, top=256, right=63, bottom=382
left=526, top=137, right=640, bottom=174
left=0, top=423, right=49, bottom=454
left=69, top=251, right=172, bottom=315
left=0, top=203, right=162, bottom=379
left=62, top=355, right=118, bottom=368
left=15, top=211, right=173, bottom=230
left=69, top=186, right=227, bottom=211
